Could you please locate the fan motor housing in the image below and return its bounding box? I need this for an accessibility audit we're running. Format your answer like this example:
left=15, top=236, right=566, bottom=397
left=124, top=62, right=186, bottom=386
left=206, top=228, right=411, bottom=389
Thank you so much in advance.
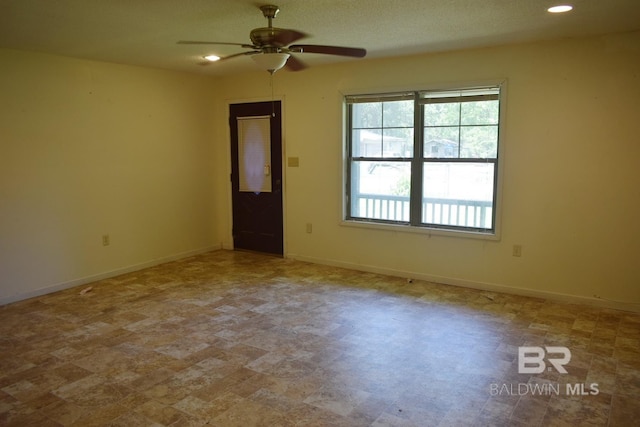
left=250, top=27, right=286, bottom=47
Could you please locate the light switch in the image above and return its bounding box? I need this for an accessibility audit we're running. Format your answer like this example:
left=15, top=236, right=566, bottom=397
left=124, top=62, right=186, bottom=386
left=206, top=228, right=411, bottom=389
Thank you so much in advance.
left=288, top=157, right=299, bottom=167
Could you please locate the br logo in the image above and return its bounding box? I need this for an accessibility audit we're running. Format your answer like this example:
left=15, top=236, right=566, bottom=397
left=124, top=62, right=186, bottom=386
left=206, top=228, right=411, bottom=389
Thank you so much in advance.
left=518, top=346, right=571, bottom=374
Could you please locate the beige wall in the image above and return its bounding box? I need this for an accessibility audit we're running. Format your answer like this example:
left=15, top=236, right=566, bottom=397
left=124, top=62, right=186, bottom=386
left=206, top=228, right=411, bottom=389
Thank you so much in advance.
left=214, top=31, right=640, bottom=309
left=2, top=30, right=639, bottom=310
left=0, top=49, right=218, bottom=303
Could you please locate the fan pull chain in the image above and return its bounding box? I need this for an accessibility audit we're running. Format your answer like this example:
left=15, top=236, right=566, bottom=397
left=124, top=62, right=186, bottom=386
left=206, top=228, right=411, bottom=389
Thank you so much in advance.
left=270, top=72, right=276, bottom=117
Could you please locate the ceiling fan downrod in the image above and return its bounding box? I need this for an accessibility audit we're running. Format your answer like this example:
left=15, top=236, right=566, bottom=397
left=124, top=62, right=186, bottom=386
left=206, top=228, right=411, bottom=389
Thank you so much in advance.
left=260, top=4, right=280, bottom=28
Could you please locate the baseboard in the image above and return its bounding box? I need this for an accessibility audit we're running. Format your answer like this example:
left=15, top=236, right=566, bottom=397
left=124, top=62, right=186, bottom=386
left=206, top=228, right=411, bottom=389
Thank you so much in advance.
left=5, top=248, right=637, bottom=313
left=286, top=253, right=640, bottom=313
left=0, top=245, right=222, bottom=306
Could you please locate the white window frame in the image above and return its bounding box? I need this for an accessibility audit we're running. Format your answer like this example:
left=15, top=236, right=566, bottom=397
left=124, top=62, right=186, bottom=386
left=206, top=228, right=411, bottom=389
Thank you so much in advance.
left=342, top=81, right=506, bottom=240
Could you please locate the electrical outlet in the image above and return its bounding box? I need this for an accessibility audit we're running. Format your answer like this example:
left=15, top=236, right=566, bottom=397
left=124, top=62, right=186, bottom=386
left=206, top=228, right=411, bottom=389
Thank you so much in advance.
left=102, top=234, right=110, bottom=246
left=512, top=244, right=522, bottom=257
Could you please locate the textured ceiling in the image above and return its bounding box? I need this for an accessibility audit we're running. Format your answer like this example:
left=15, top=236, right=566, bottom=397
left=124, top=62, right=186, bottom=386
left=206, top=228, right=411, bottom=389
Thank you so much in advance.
left=1, top=0, right=639, bottom=76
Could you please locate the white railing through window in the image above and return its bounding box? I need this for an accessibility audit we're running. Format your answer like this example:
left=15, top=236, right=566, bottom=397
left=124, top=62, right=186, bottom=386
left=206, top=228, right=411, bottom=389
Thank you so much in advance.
left=353, top=194, right=493, bottom=229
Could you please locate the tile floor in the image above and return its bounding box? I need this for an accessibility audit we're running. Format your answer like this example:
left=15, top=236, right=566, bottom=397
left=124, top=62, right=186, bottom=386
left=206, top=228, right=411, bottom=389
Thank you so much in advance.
left=1, top=250, right=639, bottom=426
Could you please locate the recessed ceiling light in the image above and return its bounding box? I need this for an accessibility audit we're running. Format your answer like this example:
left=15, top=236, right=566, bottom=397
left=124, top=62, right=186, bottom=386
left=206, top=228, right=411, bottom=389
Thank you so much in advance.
left=203, top=55, right=220, bottom=62
left=547, top=5, right=573, bottom=13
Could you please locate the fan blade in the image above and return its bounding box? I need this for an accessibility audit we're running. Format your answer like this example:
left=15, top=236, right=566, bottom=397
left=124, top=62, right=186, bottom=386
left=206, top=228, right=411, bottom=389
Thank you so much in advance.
left=289, top=44, right=366, bottom=58
left=219, top=51, right=260, bottom=62
left=197, top=51, right=259, bottom=66
left=285, top=54, right=307, bottom=72
left=178, top=41, right=255, bottom=49
left=272, top=29, right=307, bottom=47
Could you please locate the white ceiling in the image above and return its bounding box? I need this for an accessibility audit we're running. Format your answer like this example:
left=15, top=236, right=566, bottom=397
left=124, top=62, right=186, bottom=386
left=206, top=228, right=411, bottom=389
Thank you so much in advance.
left=1, top=0, right=639, bottom=76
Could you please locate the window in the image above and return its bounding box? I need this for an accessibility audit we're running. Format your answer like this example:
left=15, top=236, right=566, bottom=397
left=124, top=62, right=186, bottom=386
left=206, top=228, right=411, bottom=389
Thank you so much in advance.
left=345, top=84, right=503, bottom=235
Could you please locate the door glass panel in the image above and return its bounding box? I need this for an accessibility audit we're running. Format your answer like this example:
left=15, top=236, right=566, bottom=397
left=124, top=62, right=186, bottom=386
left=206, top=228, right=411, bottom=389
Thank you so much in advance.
left=237, top=116, right=271, bottom=193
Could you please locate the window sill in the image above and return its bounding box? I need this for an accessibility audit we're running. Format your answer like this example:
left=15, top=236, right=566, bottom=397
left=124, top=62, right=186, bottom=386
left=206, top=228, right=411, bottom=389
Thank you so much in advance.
left=340, top=219, right=501, bottom=241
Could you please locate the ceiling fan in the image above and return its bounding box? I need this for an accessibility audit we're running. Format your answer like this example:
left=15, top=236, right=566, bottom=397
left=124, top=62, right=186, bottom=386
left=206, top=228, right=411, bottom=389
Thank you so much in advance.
left=178, top=4, right=367, bottom=74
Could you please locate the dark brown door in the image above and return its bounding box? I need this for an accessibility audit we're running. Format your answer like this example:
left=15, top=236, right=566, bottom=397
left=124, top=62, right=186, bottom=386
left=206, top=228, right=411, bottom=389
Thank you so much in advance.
left=229, top=101, right=283, bottom=255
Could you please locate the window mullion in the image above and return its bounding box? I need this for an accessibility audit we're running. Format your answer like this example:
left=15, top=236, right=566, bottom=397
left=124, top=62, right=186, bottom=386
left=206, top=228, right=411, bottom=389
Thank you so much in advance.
left=410, top=93, right=423, bottom=226
left=457, top=102, right=462, bottom=158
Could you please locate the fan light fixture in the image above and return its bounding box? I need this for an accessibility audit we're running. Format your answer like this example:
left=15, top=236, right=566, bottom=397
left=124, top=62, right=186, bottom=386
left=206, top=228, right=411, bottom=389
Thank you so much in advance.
left=252, top=52, right=290, bottom=74
left=203, top=54, right=220, bottom=62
